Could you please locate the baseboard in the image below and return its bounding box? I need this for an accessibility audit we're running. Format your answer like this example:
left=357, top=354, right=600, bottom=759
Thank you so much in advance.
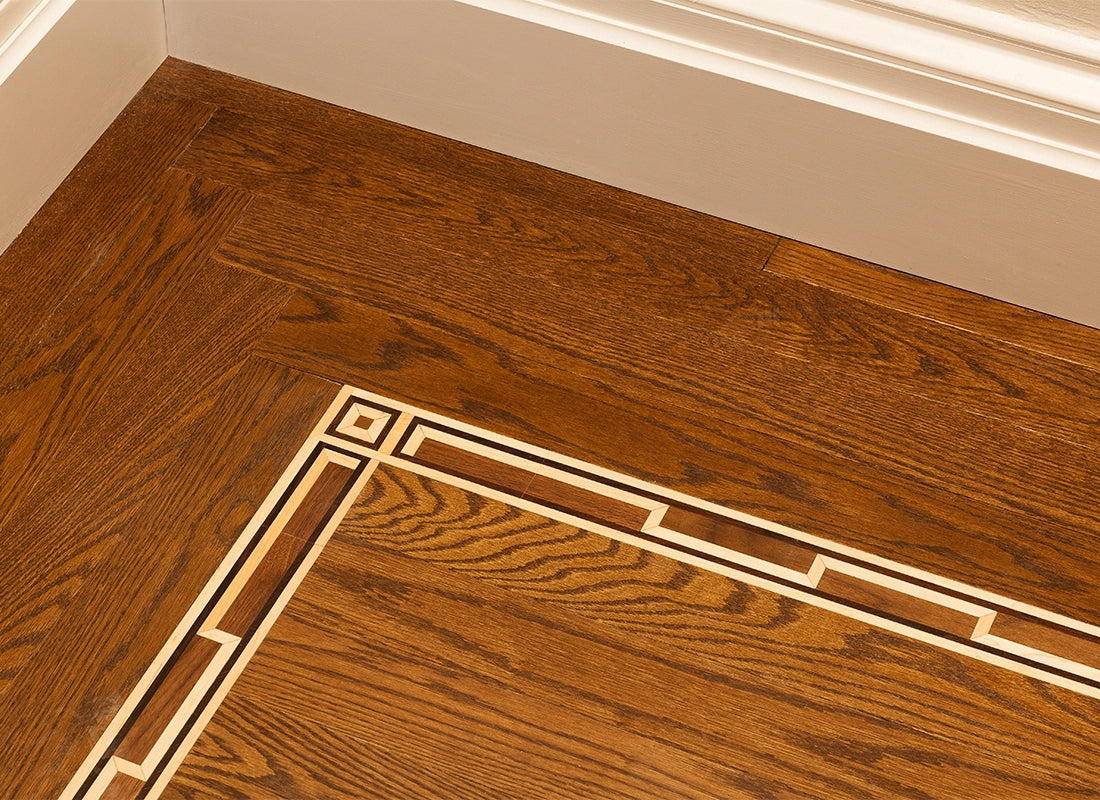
left=461, top=0, right=1100, bottom=180
left=163, top=0, right=1100, bottom=327
left=0, top=0, right=167, bottom=254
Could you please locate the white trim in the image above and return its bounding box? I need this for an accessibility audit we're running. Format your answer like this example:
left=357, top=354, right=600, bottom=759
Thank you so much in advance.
left=862, top=0, right=1100, bottom=64
left=456, top=0, right=1100, bottom=178
left=0, top=0, right=76, bottom=85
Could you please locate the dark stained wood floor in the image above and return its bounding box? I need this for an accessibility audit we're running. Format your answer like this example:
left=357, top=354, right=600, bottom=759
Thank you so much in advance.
left=1, top=56, right=1099, bottom=799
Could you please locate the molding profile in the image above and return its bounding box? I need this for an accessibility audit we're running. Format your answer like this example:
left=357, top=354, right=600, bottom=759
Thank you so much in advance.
left=456, top=0, right=1100, bottom=179
left=0, top=0, right=167, bottom=254
left=0, top=0, right=77, bottom=86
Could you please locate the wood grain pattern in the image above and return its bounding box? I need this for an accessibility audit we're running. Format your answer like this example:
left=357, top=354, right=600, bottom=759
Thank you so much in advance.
left=256, top=292, right=1100, bottom=628
left=191, top=465, right=1100, bottom=800
left=0, top=169, right=251, bottom=527
left=719, top=270, right=1100, bottom=447
left=149, top=58, right=771, bottom=266
left=176, top=109, right=777, bottom=317
left=0, top=88, right=213, bottom=371
left=988, top=613, right=1100, bottom=671
left=114, top=636, right=224, bottom=766
left=164, top=686, right=729, bottom=800
left=766, top=238, right=1100, bottom=371
left=316, top=388, right=1100, bottom=692
left=225, top=199, right=1100, bottom=527
left=0, top=355, right=338, bottom=800
left=8, top=56, right=1100, bottom=800
left=178, top=107, right=1100, bottom=448
left=0, top=258, right=288, bottom=702
left=661, top=504, right=820, bottom=574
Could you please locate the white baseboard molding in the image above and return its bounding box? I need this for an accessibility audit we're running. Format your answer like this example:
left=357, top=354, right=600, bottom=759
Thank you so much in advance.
left=0, top=0, right=167, bottom=255
left=164, top=0, right=1100, bottom=327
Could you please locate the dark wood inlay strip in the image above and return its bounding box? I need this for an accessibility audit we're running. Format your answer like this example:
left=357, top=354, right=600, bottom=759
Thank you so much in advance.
left=215, top=458, right=358, bottom=638
left=412, top=436, right=536, bottom=498
left=661, top=505, right=819, bottom=573
left=815, top=568, right=990, bottom=640
left=97, top=772, right=144, bottom=800
left=988, top=613, right=1100, bottom=671
left=214, top=531, right=315, bottom=639
left=113, top=636, right=224, bottom=766
left=521, top=473, right=654, bottom=531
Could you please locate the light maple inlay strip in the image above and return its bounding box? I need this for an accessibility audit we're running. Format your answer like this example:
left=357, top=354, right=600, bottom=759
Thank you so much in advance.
left=58, top=385, right=1100, bottom=800
left=62, top=398, right=377, bottom=800
left=111, top=632, right=236, bottom=775
left=323, top=388, right=1100, bottom=700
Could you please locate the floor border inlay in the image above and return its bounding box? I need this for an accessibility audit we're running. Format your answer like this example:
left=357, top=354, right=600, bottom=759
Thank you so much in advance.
left=61, top=385, right=1100, bottom=799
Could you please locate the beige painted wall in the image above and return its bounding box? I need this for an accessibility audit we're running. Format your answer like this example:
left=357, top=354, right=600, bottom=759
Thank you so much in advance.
left=0, top=0, right=166, bottom=253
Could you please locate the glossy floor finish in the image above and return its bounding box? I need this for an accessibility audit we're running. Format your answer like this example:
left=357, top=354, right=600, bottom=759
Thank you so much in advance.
left=66, top=388, right=1100, bottom=799
left=2, top=57, right=1100, bottom=799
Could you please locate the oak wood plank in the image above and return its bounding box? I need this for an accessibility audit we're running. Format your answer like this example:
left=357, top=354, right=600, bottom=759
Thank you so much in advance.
left=219, top=202, right=1100, bottom=527
left=148, top=58, right=773, bottom=263
left=219, top=195, right=1100, bottom=449
left=174, top=108, right=776, bottom=309
left=164, top=687, right=728, bottom=800
left=163, top=100, right=1100, bottom=447
left=0, top=87, right=214, bottom=371
left=0, top=313, right=337, bottom=800
left=256, top=292, right=1100, bottom=627
left=721, top=269, right=1100, bottom=446
left=226, top=466, right=1100, bottom=799
left=766, top=238, right=1100, bottom=371
left=0, top=169, right=252, bottom=529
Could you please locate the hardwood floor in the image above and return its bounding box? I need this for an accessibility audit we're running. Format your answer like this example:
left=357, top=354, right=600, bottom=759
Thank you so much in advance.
left=2, top=56, right=1099, bottom=799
